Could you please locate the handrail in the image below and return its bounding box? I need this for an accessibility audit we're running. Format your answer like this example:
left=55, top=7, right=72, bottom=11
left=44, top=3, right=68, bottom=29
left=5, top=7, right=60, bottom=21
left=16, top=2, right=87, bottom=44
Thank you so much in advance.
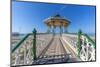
left=82, top=34, right=95, bottom=48
left=12, top=34, right=31, bottom=53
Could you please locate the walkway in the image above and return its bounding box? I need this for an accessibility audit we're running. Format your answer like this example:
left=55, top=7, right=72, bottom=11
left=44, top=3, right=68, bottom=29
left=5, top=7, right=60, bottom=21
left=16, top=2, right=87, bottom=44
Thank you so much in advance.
left=33, top=35, right=80, bottom=64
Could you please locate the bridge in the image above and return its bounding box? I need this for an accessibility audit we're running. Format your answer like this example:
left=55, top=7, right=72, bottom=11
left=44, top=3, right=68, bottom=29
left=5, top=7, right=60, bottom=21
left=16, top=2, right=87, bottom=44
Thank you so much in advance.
left=11, top=29, right=95, bottom=66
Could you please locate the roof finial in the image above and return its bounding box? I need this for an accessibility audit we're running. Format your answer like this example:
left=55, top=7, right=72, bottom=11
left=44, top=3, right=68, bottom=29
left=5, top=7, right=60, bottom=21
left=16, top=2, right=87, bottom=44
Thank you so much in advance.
left=54, top=13, right=60, bottom=17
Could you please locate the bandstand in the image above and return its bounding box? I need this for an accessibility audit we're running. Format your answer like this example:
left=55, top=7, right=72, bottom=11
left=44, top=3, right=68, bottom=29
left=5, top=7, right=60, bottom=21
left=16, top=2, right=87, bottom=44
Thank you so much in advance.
left=44, top=14, right=70, bottom=35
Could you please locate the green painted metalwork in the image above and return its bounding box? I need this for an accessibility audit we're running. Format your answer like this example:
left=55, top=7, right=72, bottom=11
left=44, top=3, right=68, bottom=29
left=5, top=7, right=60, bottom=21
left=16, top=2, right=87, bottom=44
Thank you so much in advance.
left=12, top=34, right=30, bottom=53
left=32, top=28, right=37, bottom=60
left=77, top=30, right=82, bottom=57
left=77, top=30, right=95, bottom=58
left=83, top=34, right=95, bottom=48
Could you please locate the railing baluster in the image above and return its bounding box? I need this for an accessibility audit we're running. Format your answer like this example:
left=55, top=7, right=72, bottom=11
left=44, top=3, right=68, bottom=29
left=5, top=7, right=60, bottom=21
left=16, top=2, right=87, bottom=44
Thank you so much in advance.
left=24, top=44, right=27, bottom=65
left=15, top=49, right=20, bottom=65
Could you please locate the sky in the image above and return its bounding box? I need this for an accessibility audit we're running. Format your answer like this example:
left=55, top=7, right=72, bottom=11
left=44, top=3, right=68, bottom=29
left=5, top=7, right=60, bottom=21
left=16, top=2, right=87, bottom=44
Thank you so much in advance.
left=12, top=1, right=96, bottom=34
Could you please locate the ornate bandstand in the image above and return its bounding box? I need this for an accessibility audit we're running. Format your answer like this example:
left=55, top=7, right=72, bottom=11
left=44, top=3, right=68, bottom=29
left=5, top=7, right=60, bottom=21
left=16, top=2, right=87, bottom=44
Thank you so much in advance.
left=44, top=14, right=70, bottom=35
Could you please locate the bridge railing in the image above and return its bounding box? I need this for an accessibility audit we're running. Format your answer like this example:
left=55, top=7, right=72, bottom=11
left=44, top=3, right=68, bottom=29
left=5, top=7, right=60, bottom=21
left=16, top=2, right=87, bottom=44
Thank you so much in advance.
left=11, top=34, right=33, bottom=66
left=11, top=29, right=53, bottom=66
left=62, top=30, right=95, bottom=61
left=77, top=30, right=96, bottom=61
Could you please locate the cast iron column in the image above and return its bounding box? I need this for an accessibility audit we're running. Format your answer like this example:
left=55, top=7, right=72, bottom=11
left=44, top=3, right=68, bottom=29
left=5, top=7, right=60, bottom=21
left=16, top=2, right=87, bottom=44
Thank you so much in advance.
left=32, top=28, right=37, bottom=60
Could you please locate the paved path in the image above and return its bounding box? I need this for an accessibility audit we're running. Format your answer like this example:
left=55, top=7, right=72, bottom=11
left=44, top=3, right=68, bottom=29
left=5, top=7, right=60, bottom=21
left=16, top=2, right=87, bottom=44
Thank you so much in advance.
left=44, top=35, right=67, bottom=57
left=33, top=35, right=69, bottom=64
left=33, top=35, right=80, bottom=64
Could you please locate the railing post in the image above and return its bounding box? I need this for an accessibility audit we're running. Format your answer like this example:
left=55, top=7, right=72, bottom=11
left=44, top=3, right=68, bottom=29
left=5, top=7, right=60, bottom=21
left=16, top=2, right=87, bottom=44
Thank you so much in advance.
left=32, top=28, right=37, bottom=60
left=77, top=30, right=82, bottom=57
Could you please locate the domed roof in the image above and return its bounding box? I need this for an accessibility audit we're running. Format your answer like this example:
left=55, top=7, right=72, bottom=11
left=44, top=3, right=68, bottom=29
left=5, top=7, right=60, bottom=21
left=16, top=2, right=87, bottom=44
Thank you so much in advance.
left=44, top=14, right=70, bottom=23
left=44, top=14, right=71, bottom=27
